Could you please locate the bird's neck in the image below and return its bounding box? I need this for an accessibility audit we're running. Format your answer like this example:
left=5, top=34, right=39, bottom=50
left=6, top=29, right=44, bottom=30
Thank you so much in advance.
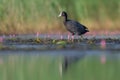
left=63, top=16, right=68, bottom=23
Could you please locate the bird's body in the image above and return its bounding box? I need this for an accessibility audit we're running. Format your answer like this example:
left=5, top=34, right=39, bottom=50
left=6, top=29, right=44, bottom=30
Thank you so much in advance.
left=58, top=11, right=89, bottom=36
left=64, top=20, right=88, bottom=35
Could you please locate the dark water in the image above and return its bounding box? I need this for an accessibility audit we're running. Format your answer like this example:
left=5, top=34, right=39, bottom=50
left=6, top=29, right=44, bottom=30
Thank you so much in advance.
left=0, top=34, right=120, bottom=80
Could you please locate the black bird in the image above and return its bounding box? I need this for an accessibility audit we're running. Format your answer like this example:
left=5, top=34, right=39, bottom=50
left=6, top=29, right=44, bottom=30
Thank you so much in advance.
left=58, top=11, right=89, bottom=37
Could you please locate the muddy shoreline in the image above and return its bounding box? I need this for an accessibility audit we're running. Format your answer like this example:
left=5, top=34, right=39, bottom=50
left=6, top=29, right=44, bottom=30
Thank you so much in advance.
left=0, top=36, right=119, bottom=51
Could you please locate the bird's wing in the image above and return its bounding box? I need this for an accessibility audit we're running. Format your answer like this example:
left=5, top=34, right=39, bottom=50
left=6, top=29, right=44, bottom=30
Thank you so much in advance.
left=65, top=20, right=89, bottom=34
left=67, top=21, right=85, bottom=31
left=78, top=23, right=89, bottom=32
left=65, top=20, right=78, bottom=33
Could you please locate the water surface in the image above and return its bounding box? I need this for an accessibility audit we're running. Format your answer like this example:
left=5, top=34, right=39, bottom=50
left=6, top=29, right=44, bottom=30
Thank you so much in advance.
left=0, top=34, right=120, bottom=80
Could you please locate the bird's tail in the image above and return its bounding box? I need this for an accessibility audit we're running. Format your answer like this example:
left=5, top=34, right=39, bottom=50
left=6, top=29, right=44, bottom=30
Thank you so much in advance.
left=85, top=28, right=89, bottom=32
left=83, top=25, right=89, bottom=32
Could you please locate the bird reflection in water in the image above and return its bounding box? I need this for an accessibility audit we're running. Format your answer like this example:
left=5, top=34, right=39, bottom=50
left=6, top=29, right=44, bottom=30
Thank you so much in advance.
left=59, top=53, right=85, bottom=76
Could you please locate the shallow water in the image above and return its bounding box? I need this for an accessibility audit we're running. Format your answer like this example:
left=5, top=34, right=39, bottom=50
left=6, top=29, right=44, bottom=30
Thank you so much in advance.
left=0, top=52, right=120, bottom=80
left=0, top=34, right=120, bottom=80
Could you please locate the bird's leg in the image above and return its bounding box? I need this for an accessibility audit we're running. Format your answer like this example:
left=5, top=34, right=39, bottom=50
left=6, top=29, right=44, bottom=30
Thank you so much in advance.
left=71, top=35, right=75, bottom=42
left=77, top=35, right=84, bottom=43
left=80, top=35, right=84, bottom=40
left=70, top=33, right=75, bottom=42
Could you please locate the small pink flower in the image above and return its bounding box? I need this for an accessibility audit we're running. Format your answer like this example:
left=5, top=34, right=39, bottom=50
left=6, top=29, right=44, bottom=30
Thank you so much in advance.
left=12, top=34, right=15, bottom=37
left=36, top=32, right=39, bottom=38
left=67, top=34, right=70, bottom=41
left=60, top=35, right=63, bottom=40
left=0, top=37, right=3, bottom=43
left=9, top=35, right=12, bottom=38
left=105, top=31, right=108, bottom=36
left=92, top=32, right=96, bottom=37
left=47, top=34, right=50, bottom=38
left=58, top=32, right=61, bottom=35
left=100, top=39, right=106, bottom=49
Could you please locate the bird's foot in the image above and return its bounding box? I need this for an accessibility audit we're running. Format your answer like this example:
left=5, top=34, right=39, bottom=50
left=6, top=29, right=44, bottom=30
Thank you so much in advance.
left=77, top=36, right=84, bottom=42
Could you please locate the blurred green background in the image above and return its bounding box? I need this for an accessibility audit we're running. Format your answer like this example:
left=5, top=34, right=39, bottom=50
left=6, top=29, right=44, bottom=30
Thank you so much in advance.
left=0, top=0, right=120, bottom=34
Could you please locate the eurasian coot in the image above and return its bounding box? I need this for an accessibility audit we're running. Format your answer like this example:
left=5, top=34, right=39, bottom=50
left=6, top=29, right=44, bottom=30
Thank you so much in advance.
left=58, top=11, right=89, bottom=36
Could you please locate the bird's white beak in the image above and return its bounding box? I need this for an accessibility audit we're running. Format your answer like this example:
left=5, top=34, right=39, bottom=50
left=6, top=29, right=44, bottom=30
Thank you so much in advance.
left=58, top=12, right=62, bottom=17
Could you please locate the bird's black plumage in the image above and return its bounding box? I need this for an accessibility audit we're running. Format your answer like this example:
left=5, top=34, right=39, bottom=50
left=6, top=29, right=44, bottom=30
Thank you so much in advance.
left=58, top=11, right=89, bottom=35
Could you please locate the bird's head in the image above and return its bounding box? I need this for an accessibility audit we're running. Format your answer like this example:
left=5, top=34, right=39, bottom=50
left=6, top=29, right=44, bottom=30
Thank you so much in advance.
left=58, top=11, right=67, bottom=17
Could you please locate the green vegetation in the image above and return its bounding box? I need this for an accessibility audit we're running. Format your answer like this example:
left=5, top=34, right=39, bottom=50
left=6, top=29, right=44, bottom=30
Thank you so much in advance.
left=0, top=0, right=120, bottom=34
left=0, top=54, right=120, bottom=80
